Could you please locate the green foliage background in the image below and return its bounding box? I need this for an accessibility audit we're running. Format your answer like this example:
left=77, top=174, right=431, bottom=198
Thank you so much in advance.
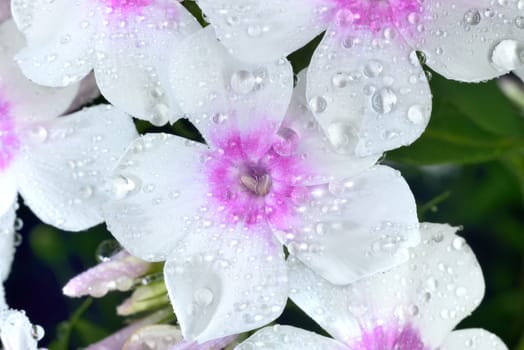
left=5, top=5, right=524, bottom=348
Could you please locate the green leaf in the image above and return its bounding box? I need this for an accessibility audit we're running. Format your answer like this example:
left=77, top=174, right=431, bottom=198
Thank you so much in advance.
left=431, top=75, right=524, bottom=137
left=388, top=74, right=524, bottom=165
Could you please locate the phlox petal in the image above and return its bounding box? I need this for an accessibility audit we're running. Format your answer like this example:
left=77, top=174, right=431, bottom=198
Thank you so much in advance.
left=288, top=223, right=485, bottom=348
left=0, top=20, right=79, bottom=122
left=439, top=329, right=508, bottom=350
left=84, top=309, right=172, bottom=350
left=168, top=27, right=294, bottom=140
left=278, top=165, right=419, bottom=285
left=287, top=258, right=363, bottom=343
left=168, top=334, right=237, bottom=350
left=14, top=105, right=137, bottom=231
left=164, top=228, right=287, bottom=343
left=196, top=0, right=326, bottom=63
left=409, top=224, right=485, bottom=348
left=63, top=251, right=150, bottom=298
left=0, top=203, right=15, bottom=281
left=283, top=70, right=380, bottom=185
left=0, top=310, right=37, bottom=350
left=103, top=133, right=209, bottom=262
left=236, top=325, right=346, bottom=350
left=408, top=0, right=524, bottom=82
left=94, top=0, right=200, bottom=125
left=307, top=28, right=432, bottom=156
left=0, top=172, right=17, bottom=217
left=12, top=0, right=94, bottom=87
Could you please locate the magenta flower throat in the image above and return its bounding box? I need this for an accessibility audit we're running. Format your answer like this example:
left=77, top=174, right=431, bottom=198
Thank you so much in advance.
left=205, top=124, right=310, bottom=231
left=328, top=0, right=424, bottom=32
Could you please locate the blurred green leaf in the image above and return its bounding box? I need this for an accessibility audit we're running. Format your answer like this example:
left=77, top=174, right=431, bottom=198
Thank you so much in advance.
left=389, top=75, right=524, bottom=165
left=74, top=319, right=110, bottom=346
left=30, top=225, right=68, bottom=265
left=49, top=299, right=93, bottom=350
left=431, top=75, right=524, bottom=137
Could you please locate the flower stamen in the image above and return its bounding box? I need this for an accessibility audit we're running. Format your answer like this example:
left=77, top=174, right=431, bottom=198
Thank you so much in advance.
left=240, top=174, right=272, bottom=197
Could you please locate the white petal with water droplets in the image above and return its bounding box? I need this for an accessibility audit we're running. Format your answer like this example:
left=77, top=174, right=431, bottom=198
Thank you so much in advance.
left=282, top=70, right=380, bottom=185
left=197, top=0, right=327, bottom=63
left=287, top=258, right=367, bottom=343
left=0, top=20, right=79, bottom=122
left=14, top=105, right=137, bottom=231
left=0, top=310, right=38, bottom=350
left=277, top=165, right=419, bottom=285
left=408, top=0, right=524, bottom=82
left=411, top=224, right=486, bottom=348
left=236, top=325, right=347, bottom=350
left=103, top=133, right=209, bottom=262
left=169, top=27, right=294, bottom=140
left=307, top=28, right=431, bottom=157
left=13, top=0, right=94, bottom=87
left=94, top=0, right=200, bottom=125
left=0, top=203, right=16, bottom=281
left=288, top=223, right=485, bottom=348
left=164, top=227, right=287, bottom=343
left=439, top=329, right=508, bottom=350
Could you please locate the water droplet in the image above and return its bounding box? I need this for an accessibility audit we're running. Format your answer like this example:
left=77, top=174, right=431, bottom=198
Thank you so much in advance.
left=31, top=325, right=45, bottom=341
left=490, top=39, right=523, bottom=70
left=452, top=237, right=466, bottom=250
left=194, top=287, right=214, bottom=306
left=95, top=240, right=122, bottom=262
left=407, top=104, right=426, bottom=124
left=515, top=16, right=524, bottom=29
left=371, top=87, right=398, bottom=114
left=463, top=9, right=481, bottom=25
left=363, top=60, right=384, bottom=77
left=111, top=174, right=141, bottom=199
left=308, top=96, right=327, bottom=113
left=29, top=126, right=48, bottom=143
left=331, top=72, right=349, bottom=88
left=151, top=103, right=169, bottom=126
left=230, top=70, right=256, bottom=94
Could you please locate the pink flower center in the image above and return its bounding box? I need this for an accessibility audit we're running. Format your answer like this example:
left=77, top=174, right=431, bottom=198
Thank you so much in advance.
left=351, top=323, right=429, bottom=350
left=204, top=124, right=310, bottom=229
left=328, top=0, right=423, bottom=32
left=0, top=96, right=20, bottom=172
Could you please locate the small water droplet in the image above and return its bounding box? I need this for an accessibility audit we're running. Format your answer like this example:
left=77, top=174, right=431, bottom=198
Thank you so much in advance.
left=230, top=70, right=256, bottom=94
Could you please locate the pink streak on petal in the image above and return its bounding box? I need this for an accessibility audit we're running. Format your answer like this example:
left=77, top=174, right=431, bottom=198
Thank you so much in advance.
left=62, top=251, right=150, bottom=298
left=99, top=0, right=179, bottom=23
left=327, top=0, right=423, bottom=33
left=102, top=0, right=153, bottom=11
left=204, top=121, right=311, bottom=232
left=169, top=334, right=238, bottom=350
left=84, top=309, right=170, bottom=350
left=0, top=95, right=20, bottom=172
left=350, top=323, right=430, bottom=350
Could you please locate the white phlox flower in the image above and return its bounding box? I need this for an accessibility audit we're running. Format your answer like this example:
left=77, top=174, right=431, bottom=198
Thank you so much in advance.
left=197, top=0, right=524, bottom=156
left=10, top=0, right=201, bottom=126
left=0, top=19, right=138, bottom=231
left=236, top=223, right=508, bottom=350
left=0, top=205, right=42, bottom=350
left=103, top=28, right=420, bottom=343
